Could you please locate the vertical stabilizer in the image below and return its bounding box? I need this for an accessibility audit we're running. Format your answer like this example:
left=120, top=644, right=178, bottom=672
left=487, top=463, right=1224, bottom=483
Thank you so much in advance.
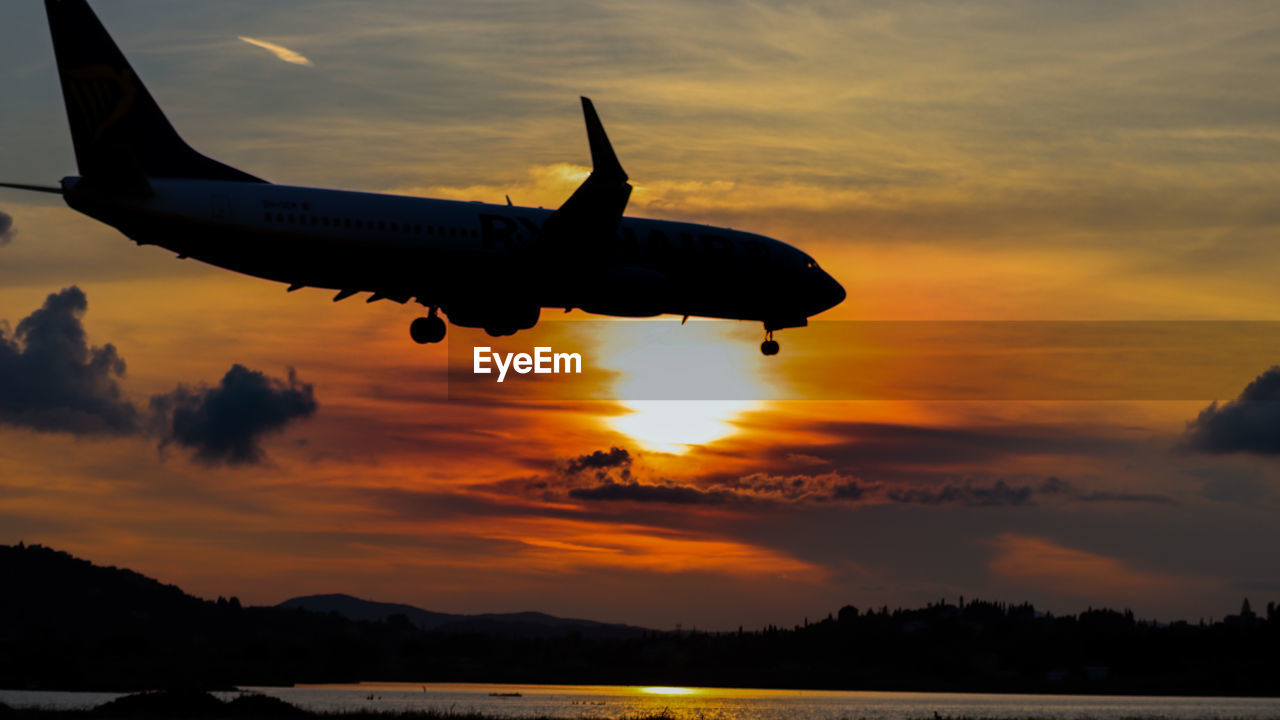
left=44, top=0, right=265, bottom=183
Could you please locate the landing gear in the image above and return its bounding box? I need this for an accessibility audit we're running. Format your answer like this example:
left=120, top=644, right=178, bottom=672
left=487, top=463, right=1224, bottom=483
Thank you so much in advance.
left=410, top=310, right=447, bottom=344
left=761, top=331, right=780, bottom=356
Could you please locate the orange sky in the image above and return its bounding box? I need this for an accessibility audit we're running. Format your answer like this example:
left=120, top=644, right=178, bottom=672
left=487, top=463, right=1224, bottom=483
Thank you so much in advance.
left=2, top=0, right=1279, bottom=629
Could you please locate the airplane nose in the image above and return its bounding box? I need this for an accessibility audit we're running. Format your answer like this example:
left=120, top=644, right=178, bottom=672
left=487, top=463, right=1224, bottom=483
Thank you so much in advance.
left=819, top=272, right=846, bottom=313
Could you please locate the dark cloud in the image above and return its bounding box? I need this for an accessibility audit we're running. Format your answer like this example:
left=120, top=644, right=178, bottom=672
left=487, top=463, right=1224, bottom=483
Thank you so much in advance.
left=546, top=466, right=875, bottom=508
left=0, top=210, right=15, bottom=246
left=150, top=364, right=317, bottom=466
left=550, top=463, right=1169, bottom=509
left=1076, top=490, right=1174, bottom=504
left=1183, top=367, right=1280, bottom=455
left=570, top=481, right=731, bottom=505
left=566, top=447, right=631, bottom=474
left=0, top=286, right=138, bottom=434
left=720, top=472, right=871, bottom=504
left=562, top=474, right=1034, bottom=508
left=0, top=286, right=319, bottom=464
left=884, top=479, right=1034, bottom=507
left=890, top=477, right=1172, bottom=506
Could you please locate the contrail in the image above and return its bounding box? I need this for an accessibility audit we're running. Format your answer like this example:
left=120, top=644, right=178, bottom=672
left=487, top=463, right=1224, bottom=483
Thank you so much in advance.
left=238, top=36, right=313, bottom=66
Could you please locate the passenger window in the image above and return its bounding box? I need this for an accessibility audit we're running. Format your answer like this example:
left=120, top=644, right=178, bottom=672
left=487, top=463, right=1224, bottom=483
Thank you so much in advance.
left=275, top=213, right=284, bottom=222
left=288, top=214, right=295, bottom=223
left=356, top=219, right=364, bottom=229
left=378, top=221, right=386, bottom=231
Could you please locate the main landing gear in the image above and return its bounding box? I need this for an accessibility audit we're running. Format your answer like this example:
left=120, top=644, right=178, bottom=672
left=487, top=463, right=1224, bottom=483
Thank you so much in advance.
left=410, top=309, right=447, bottom=344
left=761, top=330, right=780, bottom=356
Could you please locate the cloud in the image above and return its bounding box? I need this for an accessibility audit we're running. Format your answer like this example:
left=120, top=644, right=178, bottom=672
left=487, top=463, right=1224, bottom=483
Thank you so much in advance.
left=785, top=453, right=831, bottom=467
left=1183, top=366, right=1280, bottom=455
left=0, top=210, right=15, bottom=246
left=885, top=479, right=1034, bottom=507
left=238, top=36, right=313, bottom=66
left=717, top=472, right=872, bottom=504
left=533, top=454, right=1171, bottom=509
left=989, top=533, right=1178, bottom=599
left=569, top=481, right=729, bottom=505
left=0, top=287, right=319, bottom=464
left=566, top=446, right=631, bottom=474
left=151, top=364, right=317, bottom=466
left=0, top=286, right=138, bottom=434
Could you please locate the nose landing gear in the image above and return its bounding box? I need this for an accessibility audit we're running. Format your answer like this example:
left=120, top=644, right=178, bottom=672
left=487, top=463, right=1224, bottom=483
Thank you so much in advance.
left=760, top=331, right=780, bottom=356
left=410, top=308, right=447, bottom=344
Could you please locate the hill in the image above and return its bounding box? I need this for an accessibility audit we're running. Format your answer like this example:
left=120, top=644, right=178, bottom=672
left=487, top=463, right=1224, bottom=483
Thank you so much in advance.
left=278, top=594, right=646, bottom=638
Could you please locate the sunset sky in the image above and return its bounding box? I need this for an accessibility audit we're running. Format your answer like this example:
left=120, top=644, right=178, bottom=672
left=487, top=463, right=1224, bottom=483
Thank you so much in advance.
left=2, top=0, right=1280, bottom=630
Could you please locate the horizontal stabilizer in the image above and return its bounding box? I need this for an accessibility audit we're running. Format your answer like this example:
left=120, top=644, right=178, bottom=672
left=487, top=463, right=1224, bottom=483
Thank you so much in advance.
left=0, top=182, right=64, bottom=195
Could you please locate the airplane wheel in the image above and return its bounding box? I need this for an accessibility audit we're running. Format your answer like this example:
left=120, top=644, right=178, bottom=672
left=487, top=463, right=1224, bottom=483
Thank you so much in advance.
left=761, top=339, right=780, bottom=356
left=410, top=316, right=446, bottom=344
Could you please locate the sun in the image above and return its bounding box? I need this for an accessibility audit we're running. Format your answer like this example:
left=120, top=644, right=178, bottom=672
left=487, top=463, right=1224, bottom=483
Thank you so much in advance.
left=595, top=320, right=773, bottom=453
left=610, top=400, right=758, bottom=454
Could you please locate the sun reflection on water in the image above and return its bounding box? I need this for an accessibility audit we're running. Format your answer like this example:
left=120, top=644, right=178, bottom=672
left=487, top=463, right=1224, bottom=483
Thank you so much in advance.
left=637, top=686, right=699, bottom=696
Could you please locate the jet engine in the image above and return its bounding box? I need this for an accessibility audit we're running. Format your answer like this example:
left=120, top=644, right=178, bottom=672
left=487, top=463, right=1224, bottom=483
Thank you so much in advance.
left=444, top=303, right=541, bottom=337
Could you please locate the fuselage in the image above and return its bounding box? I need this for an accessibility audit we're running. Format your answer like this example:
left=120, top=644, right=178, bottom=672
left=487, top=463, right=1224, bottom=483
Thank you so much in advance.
left=12, top=0, right=846, bottom=351
left=63, top=176, right=846, bottom=331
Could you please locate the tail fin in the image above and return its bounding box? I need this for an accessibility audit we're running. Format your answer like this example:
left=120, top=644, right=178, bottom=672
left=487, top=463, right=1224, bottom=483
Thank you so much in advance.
left=44, top=0, right=265, bottom=184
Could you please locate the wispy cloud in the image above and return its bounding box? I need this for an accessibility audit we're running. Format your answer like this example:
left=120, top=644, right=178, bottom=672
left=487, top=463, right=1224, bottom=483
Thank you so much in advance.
left=238, top=36, right=313, bottom=66
left=988, top=534, right=1182, bottom=599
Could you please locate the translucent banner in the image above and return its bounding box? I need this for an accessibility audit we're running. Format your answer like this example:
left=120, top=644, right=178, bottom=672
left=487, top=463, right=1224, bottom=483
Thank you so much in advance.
left=445, top=320, right=1280, bottom=401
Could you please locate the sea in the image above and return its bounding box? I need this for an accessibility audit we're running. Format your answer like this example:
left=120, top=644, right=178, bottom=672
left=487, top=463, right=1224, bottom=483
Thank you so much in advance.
left=3, top=682, right=1280, bottom=720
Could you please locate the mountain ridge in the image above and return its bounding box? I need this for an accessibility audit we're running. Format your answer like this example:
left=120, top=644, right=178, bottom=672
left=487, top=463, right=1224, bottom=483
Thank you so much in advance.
left=277, top=593, right=649, bottom=637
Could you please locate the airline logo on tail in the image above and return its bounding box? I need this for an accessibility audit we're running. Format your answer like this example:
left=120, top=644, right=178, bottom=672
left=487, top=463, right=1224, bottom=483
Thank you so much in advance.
left=62, top=64, right=137, bottom=142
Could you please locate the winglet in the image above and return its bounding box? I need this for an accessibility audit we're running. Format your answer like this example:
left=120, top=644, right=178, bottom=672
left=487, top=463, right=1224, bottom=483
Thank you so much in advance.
left=581, top=97, right=627, bottom=182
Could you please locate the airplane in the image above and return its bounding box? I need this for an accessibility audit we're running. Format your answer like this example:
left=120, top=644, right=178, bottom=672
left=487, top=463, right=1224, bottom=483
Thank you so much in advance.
left=2, top=0, right=845, bottom=356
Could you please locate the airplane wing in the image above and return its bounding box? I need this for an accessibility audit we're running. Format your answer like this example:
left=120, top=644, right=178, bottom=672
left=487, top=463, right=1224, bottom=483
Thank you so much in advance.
left=536, top=97, right=632, bottom=256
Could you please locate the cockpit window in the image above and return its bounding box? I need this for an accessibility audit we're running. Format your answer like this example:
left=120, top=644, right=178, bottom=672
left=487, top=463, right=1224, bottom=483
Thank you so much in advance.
left=806, top=258, right=818, bottom=269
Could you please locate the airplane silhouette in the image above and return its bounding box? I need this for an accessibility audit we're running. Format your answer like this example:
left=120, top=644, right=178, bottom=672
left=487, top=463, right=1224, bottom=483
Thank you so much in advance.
left=2, top=0, right=845, bottom=356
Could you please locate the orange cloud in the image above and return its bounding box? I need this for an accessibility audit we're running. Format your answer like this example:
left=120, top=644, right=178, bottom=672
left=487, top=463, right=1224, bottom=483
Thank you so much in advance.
left=988, top=534, right=1180, bottom=600
left=480, top=517, right=822, bottom=579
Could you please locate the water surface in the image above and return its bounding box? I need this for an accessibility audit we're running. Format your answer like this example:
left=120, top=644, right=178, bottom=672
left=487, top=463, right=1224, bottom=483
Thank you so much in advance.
left=4, top=682, right=1279, bottom=720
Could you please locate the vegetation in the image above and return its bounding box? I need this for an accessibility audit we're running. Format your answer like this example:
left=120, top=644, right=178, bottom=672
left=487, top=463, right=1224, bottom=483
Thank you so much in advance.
left=3, top=543, right=1278, bottom=696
